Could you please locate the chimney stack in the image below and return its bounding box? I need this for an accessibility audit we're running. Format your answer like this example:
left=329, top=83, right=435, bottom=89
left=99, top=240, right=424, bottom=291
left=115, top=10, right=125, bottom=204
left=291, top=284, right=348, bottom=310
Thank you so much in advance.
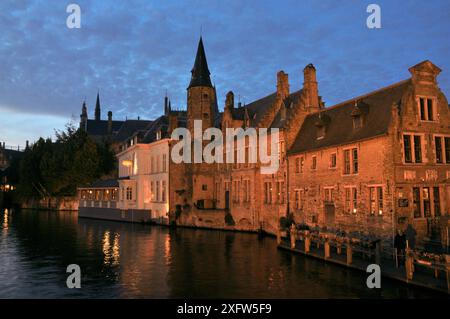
left=303, top=64, right=320, bottom=109
left=225, top=91, right=234, bottom=110
left=26, top=140, right=29, bottom=149
left=277, top=71, right=289, bottom=99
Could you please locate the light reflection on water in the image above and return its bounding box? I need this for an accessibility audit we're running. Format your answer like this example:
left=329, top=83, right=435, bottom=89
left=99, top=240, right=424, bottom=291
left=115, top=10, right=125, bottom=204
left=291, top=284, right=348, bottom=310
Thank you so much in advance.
left=0, top=209, right=446, bottom=299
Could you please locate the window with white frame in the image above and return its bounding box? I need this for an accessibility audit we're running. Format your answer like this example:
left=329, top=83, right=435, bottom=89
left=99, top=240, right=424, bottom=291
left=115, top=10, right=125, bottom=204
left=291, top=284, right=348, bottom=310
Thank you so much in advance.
left=344, top=186, right=358, bottom=213
left=343, top=148, right=358, bottom=174
left=329, top=153, right=337, bottom=169
left=434, top=135, right=450, bottom=164
left=126, top=186, right=133, bottom=201
left=156, top=181, right=160, bottom=201
left=150, top=181, right=155, bottom=201
left=369, top=186, right=383, bottom=215
left=162, top=181, right=166, bottom=202
left=324, top=187, right=334, bottom=202
left=276, top=181, right=285, bottom=204
left=294, top=189, right=304, bottom=210
left=243, top=180, right=250, bottom=202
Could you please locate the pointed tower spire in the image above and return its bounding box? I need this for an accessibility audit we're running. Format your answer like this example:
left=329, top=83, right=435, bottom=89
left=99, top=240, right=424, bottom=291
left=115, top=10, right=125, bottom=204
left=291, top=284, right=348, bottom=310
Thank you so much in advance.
left=188, top=37, right=212, bottom=89
left=95, top=91, right=101, bottom=121
left=80, top=100, right=88, bottom=131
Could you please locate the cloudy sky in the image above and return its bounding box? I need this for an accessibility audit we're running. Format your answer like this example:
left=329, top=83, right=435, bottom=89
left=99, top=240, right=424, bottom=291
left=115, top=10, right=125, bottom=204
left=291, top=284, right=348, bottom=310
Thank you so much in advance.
left=0, top=0, right=449, bottom=147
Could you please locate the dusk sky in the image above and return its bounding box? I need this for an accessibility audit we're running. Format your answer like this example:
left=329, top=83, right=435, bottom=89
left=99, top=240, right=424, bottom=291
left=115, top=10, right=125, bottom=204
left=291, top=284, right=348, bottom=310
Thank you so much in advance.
left=0, top=0, right=449, bottom=148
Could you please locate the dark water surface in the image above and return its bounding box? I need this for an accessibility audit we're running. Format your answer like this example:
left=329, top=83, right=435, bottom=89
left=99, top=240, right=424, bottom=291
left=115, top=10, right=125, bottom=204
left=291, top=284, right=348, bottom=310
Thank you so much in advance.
left=0, top=209, right=445, bottom=298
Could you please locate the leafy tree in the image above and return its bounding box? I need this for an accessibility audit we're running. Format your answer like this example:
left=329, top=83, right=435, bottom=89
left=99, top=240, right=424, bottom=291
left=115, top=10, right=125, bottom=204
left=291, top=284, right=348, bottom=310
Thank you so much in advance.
left=17, top=122, right=116, bottom=199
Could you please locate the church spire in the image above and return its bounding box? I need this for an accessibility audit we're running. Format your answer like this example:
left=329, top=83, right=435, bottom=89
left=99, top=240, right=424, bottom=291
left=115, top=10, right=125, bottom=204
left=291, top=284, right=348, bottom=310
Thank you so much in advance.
left=188, top=37, right=212, bottom=89
left=95, top=91, right=101, bottom=121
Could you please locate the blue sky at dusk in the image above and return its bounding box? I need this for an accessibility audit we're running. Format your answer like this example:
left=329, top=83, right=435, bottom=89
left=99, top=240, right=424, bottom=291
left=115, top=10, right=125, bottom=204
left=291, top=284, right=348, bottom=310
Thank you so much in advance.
left=0, top=0, right=449, bottom=147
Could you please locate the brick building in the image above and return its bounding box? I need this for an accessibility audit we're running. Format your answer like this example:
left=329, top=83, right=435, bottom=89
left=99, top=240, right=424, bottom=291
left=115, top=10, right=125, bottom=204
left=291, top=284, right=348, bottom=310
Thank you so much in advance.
left=79, top=38, right=449, bottom=249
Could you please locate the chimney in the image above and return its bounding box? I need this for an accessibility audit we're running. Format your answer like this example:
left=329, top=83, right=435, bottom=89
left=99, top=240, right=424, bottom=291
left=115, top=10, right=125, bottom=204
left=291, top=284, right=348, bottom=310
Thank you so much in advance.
left=107, top=111, right=113, bottom=134
left=303, top=64, right=320, bottom=109
left=26, top=140, right=29, bottom=149
left=2, top=142, right=5, bottom=149
left=164, top=95, right=169, bottom=115
left=277, top=71, right=289, bottom=99
left=168, top=112, right=178, bottom=134
left=225, top=91, right=234, bottom=110
left=280, top=104, right=286, bottom=121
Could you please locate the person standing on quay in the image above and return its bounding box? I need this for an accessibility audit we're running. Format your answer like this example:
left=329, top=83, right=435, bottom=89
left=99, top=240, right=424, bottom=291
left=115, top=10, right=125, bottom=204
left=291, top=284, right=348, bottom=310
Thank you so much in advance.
left=405, top=222, right=417, bottom=250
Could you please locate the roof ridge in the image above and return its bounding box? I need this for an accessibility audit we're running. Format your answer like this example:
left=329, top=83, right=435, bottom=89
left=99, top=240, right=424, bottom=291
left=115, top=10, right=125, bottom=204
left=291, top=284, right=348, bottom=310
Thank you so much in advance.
left=244, top=88, right=301, bottom=109
left=319, top=79, right=410, bottom=113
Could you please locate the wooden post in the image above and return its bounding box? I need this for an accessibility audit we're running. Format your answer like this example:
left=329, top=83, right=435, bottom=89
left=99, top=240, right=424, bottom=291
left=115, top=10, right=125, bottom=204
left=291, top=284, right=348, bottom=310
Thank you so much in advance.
left=290, top=224, right=296, bottom=249
left=276, top=228, right=281, bottom=245
left=337, top=241, right=342, bottom=255
left=305, top=231, right=310, bottom=254
left=324, top=238, right=330, bottom=259
left=346, top=240, right=353, bottom=265
left=445, top=255, right=450, bottom=293
left=405, top=248, right=414, bottom=281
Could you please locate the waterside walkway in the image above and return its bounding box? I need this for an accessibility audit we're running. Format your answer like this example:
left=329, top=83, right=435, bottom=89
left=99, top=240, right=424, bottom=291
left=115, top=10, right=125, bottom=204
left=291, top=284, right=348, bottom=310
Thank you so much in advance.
left=277, top=227, right=450, bottom=295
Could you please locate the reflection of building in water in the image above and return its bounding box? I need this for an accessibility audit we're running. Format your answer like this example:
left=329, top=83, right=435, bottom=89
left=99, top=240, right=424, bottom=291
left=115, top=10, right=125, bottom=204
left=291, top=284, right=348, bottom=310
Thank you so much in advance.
left=102, top=230, right=120, bottom=266
left=2, top=208, right=9, bottom=232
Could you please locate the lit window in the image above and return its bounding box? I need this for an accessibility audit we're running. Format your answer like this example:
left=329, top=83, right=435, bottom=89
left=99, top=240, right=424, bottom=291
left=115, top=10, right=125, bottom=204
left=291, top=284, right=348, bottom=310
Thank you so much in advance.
left=126, top=187, right=133, bottom=201
left=369, top=186, right=383, bottom=215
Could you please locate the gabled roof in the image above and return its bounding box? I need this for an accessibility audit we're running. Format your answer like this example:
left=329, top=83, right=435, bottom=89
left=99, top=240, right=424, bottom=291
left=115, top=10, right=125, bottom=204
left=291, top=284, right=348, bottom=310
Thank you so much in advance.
left=229, top=90, right=302, bottom=127
left=289, top=79, right=411, bottom=154
left=188, top=37, right=213, bottom=89
left=87, top=178, right=119, bottom=188
left=142, top=115, right=169, bottom=143
left=270, top=90, right=303, bottom=128
left=113, top=119, right=153, bottom=142
left=86, top=119, right=123, bottom=136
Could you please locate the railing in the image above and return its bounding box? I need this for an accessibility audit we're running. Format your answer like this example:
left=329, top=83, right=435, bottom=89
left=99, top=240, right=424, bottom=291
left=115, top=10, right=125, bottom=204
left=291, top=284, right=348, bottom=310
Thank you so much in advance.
left=278, top=226, right=450, bottom=292
left=79, top=200, right=118, bottom=209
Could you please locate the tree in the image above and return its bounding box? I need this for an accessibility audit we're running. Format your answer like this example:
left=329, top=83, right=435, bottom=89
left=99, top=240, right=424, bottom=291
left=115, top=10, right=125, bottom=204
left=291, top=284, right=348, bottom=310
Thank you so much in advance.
left=17, top=122, right=116, bottom=199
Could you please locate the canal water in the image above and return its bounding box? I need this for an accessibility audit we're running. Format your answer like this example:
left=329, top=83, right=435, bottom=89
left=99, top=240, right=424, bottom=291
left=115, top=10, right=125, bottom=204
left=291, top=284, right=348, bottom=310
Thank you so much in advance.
left=0, top=209, right=446, bottom=298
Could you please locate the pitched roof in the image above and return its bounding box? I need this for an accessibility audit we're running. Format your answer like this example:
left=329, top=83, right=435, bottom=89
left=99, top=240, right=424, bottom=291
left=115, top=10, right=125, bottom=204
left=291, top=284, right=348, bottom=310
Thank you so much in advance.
left=86, top=119, right=124, bottom=136
left=188, top=37, right=212, bottom=89
left=270, top=90, right=303, bottom=128
left=289, top=79, right=411, bottom=154
left=230, top=90, right=302, bottom=127
left=113, top=119, right=153, bottom=142
left=88, top=179, right=119, bottom=188
left=142, top=115, right=169, bottom=143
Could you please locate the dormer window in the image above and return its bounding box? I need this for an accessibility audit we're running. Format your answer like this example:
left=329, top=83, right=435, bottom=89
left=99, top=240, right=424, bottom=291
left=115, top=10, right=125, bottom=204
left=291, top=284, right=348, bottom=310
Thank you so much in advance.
left=351, top=101, right=368, bottom=129
left=353, top=115, right=362, bottom=129
left=314, top=113, right=330, bottom=140
left=418, top=97, right=435, bottom=121
left=317, top=126, right=325, bottom=139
